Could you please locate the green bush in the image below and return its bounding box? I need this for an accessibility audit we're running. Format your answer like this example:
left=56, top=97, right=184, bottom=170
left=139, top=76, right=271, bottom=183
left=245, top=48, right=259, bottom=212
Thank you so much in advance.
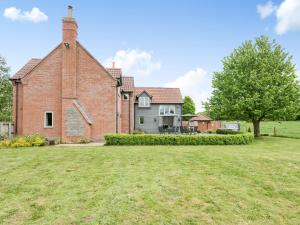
left=104, top=133, right=254, bottom=145
left=0, top=134, right=45, bottom=148
left=78, top=138, right=90, bottom=144
left=133, top=129, right=144, bottom=135
left=0, top=134, right=6, bottom=141
left=216, top=129, right=242, bottom=135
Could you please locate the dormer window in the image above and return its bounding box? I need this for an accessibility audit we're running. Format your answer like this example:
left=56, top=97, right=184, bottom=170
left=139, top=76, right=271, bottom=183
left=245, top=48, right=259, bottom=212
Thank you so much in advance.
left=139, top=97, right=150, bottom=107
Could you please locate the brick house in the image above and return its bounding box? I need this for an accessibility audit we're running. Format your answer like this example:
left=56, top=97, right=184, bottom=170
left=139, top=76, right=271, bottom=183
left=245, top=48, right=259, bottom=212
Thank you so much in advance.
left=10, top=6, right=182, bottom=142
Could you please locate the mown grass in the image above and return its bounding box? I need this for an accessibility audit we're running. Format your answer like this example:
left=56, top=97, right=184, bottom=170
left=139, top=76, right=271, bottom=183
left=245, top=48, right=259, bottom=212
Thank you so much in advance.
left=0, top=137, right=300, bottom=225
left=237, top=121, right=300, bottom=138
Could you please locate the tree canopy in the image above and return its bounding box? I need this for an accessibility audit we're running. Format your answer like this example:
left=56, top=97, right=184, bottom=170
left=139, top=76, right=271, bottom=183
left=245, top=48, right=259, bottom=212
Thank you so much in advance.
left=0, top=55, right=12, bottom=121
left=205, top=36, right=300, bottom=137
left=182, top=96, right=196, bottom=120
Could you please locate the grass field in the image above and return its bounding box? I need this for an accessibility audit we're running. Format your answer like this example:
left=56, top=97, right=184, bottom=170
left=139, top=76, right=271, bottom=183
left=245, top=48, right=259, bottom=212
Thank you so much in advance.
left=1, top=137, right=300, bottom=225
left=234, top=121, right=300, bottom=138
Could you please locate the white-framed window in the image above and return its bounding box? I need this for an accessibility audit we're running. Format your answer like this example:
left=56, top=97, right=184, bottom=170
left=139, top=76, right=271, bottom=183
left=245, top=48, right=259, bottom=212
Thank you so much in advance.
left=44, top=112, right=53, bottom=128
left=139, top=116, right=144, bottom=125
left=159, top=105, right=176, bottom=116
left=123, top=93, right=129, bottom=100
left=139, top=97, right=150, bottom=107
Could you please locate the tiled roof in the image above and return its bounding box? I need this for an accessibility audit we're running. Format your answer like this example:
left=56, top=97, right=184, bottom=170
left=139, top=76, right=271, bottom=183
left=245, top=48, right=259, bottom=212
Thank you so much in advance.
left=134, top=87, right=183, bottom=104
left=190, top=113, right=212, bottom=121
left=121, top=76, right=134, bottom=92
left=106, top=68, right=122, bottom=79
left=11, top=59, right=41, bottom=80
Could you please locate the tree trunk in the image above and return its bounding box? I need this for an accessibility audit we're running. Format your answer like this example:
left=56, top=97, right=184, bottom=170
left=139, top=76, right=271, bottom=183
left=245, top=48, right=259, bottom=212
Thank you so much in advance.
left=253, top=120, right=260, bottom=138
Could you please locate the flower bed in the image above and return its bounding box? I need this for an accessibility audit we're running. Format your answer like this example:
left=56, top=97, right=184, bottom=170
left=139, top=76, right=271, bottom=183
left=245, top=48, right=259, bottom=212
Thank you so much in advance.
left=104, top=133, right=254, bottom=145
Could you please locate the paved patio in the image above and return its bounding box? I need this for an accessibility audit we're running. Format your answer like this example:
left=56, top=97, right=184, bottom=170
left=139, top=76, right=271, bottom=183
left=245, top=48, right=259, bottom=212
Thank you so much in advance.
left=55, top=142, right=105, bottom=147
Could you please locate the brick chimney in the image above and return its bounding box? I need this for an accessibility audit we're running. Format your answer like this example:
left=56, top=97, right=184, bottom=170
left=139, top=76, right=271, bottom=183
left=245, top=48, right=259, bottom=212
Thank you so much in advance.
left=61, top=6, right=78, bottom=141
left=62, top=5, right=78, bottom=98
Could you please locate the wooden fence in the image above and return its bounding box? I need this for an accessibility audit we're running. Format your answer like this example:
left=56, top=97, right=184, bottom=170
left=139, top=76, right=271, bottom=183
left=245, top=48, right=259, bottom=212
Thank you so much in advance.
left=0, top=122, right=14, bottom=139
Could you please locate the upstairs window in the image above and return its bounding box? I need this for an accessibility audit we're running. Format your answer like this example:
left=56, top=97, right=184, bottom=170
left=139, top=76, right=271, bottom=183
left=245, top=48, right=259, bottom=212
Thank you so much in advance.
left=44, top=112, right=53, bottom=128
left=159, top=105, right=176, bottom=116
left=139, top=97, right=150, bottom=107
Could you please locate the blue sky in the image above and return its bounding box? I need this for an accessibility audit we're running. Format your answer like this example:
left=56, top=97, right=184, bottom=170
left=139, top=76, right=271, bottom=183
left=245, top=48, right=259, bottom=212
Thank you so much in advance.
left=1, top=0, right=300, bottom=110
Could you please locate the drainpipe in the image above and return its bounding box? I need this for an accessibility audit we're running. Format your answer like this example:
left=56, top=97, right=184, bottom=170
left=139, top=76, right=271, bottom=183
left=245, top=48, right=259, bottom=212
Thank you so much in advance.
left=129, top=92, right=131, bottom=133
left=115, top=77, right=123, bottom=133
left=116, top=85, right=118, bottom=133
left=15, top=79, right=21, bottom=134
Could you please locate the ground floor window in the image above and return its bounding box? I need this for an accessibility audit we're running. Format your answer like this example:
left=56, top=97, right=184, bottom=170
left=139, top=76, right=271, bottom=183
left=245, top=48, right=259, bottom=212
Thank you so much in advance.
left=139, top=116, right=144, bottom=125
left=123, top=93, right=129, bottom=100
left=44, top=112, right=53, bottom=128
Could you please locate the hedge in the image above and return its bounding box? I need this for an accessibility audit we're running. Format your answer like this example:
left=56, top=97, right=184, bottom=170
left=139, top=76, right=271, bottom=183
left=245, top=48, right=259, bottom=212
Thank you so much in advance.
left=104, top=133, right=254, bottom=145
left=216, top=129, right=242, bottom=135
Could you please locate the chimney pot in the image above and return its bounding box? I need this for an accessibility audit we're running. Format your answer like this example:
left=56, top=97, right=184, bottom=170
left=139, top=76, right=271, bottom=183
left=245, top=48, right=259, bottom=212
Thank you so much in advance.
left=68, top=5, right=73, bottom=18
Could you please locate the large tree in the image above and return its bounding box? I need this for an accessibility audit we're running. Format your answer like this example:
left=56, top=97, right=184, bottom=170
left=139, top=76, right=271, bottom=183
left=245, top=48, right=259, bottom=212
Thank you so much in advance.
left=0, top=55, right=12, bottom=121
left=205, top=36, right=300, bottom=137
left=182, top=96, right=196, bottom=120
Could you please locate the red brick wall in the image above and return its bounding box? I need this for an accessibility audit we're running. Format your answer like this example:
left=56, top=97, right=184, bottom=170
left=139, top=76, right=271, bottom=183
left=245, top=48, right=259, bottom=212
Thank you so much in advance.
left=121, top=94, right=129, bottom=133
left=76, top=44, right=117, bottom=141
left=117, top=87, right=122, bottom=133
left=197, top=121, right=222, bottom=132
left=20, top=45, right=63, bottom=139
left=121, top=92, right=134, bottom=133
left=12, top=82, right=23, bottom=135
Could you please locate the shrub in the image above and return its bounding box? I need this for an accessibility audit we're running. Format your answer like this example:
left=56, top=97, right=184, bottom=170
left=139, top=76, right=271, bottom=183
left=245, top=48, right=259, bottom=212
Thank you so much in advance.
left=26, top=134, right=46, bottom=146
left=0, top=139, right=11, bottom=148
left=216, top=129, right=242, bottom=135
left=0, top=134, right=45, bottom=149
left=78, top=138, right=90, bottom=144
left=133, top=129, right=144, bottom=135
left=0, top=134, right=6, bottom=141
left=10, top=137, right=32, bottom=148
left=104, top=133, right=254, bottom=145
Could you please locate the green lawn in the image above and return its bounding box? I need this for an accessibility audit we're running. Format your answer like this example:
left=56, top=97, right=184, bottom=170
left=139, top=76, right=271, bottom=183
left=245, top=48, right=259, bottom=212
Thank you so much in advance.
left=237, top=121, right=300, bottom=138
left=1, top=137, right=300, bottom=225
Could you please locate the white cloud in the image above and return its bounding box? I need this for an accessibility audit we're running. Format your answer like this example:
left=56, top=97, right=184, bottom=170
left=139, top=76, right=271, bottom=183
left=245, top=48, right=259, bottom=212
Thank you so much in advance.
left=3, top=7, right=48, bottom=23
left=104, top=49, right=161, bottom=76
left=257, top=1, right=277, bottom=19
left=275, top=0, right=300, bottom=34
left=165, top=68, right=211, bottom=111
left=257, top=0, right=300, bottom=34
